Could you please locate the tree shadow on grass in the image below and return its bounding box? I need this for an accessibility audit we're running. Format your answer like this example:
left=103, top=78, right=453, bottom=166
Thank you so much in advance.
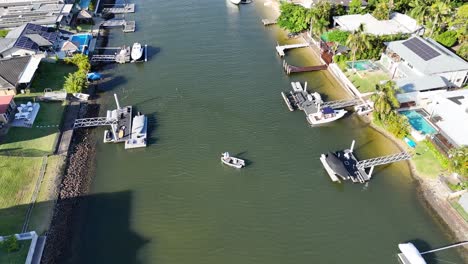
left=0, top=148, right=50, bottom=157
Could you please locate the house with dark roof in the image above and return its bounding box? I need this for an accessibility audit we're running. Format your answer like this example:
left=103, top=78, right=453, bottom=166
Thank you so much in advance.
left=0, top=95, right=16, bottom=124
left=0, top=23, right=59, bottom=58
left=0, top=55, right=42, bottom=95
left=379, top=36, right=468, bottom=105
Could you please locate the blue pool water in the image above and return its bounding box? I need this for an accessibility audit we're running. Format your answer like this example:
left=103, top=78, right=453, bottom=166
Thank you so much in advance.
left=347, top=60, right=375, bottom=71
left=79, top=0, right=91, bottom=9
left=400, top=110, right=437, bottom=135
left=70, top=34, right=92, bottom=54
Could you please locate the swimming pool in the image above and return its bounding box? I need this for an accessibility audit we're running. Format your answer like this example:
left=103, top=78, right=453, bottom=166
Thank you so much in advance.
left=70, top=34, right=92, bottom=54
left=347, top=60, right=376, bottom=71
left=79, top=0, right=91, bottom=9
left=400, top=110, right=437, bottom=135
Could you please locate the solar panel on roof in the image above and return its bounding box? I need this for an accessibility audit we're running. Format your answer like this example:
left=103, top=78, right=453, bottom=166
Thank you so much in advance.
left=402, top=38, right=440, bottom=61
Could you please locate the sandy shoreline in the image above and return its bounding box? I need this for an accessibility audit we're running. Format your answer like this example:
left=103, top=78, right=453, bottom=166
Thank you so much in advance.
left=260, top=0, right=468, bottom=258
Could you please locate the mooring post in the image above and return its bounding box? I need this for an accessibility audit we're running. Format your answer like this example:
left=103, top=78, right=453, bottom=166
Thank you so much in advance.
left=368, top=166, right=375, bottom=178
left=350, top=140, right=355, bottom=153
left=304, top=81, right=307, bottom=92
left=114, top=94, right=121, bottom=109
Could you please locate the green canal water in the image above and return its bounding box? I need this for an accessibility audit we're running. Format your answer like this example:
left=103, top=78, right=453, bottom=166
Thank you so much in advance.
left=66, top=1, right=463, bottom=263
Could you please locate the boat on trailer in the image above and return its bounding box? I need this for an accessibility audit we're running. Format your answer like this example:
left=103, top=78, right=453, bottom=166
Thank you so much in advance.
left=221, top=152, right=245, bottom=168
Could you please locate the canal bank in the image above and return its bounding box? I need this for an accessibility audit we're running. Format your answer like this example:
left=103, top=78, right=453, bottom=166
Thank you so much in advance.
left=61, top=0, right=465, bottom=263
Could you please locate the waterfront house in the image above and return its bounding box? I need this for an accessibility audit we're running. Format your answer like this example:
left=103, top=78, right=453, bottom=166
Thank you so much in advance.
left=0, top=23, right=60, bottom=58
left=0, top=95, right=16, bottom=125
left=423, top=89, right=468, bottom=149
left=0, top=55, right=42, bottom=95
left=0, top=1, right=73, bottom=29
left=380, top=36, right=468, bottom=106
left=293, top=0, right=367, bottom=9
left=76, top=9, right=94, bottom=25
left=333, top=12, right=423, bottom=35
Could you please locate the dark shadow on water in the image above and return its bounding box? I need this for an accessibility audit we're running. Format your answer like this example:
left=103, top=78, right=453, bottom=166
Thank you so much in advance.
left=144, top=46, right=161, bottom=61
left=233, top=151, right=253, bottom=166
left=146, top=112, right=158, bottom=146
left=94, top=75, right=128, bottom=93
left=0, top=191, right=149, bottom=264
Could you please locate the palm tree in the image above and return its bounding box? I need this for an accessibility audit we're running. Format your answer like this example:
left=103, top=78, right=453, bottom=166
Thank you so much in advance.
left=428, top=0, right=453, bottom=37
left=371, top=81, right=400, bottom=122
left=448, top=147, right=468, bottom=176
left=345, top=24, right=371, bottom=70
left=409, top=0, right=434, bottom=25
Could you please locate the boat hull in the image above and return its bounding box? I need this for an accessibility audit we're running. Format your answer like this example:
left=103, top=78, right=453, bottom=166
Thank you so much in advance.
left=131, top=43, right=143, bottom=61
left=221, top=156, right=245, bottom=169
left=230, top=0, right=242, bottom=4
left=307, top=110, right=347, bottom=125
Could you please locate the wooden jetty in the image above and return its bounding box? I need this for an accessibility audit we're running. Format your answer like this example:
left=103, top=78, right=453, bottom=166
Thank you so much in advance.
left=276, top=43, right=309, bottom=57
left=102, top=3, right=135, bottom=14
left=282, top=60, right=327, bottom=74
left=100, top=19, right=136, bottom=33
left=320, top=140, right=412, bottom=183
left=262, top=18, right=277, bottom=26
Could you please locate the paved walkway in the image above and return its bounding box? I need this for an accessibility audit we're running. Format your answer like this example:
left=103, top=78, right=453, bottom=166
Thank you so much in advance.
left=56, top=102, right=81, bottom=155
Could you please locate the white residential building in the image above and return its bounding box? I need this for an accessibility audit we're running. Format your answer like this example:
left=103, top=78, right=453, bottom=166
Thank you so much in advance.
left=424, top=89, right=468, bottom=148
left=380, top=36, right=468, bottom=105
left=333, top=12, right=423, bottom=36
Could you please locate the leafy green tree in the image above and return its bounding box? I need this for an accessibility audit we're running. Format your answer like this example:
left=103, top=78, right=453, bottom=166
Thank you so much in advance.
left=450, top=4, right=468, bottom=43
left=64, top=70, right=87, bottom=93
left=372, top=1, right=390, bottom=20
left=457, top=42, right=468, bottom=60
left=0, top=236, right=19, bottom=253
left=386, top=112, right=410, bottom=138
left=345, top=24, right=371, bottom=69
left=332, top=4, right=346, bottom=16
left=65, top=53, right=91, bottom=72
left=310, top=1, right=332, bottom=36
left=448, top=147, right=468, bottom=176
left=392, top=0, right=413, bottom=13
left=326, top=30, right=350, bottom=45
left=427, top=0, right=453, bottom=37
left=277, top=3, right=312, bottom=33
left=371, top=81, right=400, bottom=122
left=348, top=0, right=364, bottom=14
left=409, top=0, right=434, bottom=25
left=435, top=30, right=458, bottom=47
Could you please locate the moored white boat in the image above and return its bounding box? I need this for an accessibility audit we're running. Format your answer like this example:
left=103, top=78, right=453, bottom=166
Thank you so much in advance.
left=73, top=93, right=90, bottom=101
left=229, top=0, right=242, bottom=4
left=125, top=112, right=147, bottom=149
left=131, top=42, right=143, bottom=61
left=307, top=106, right=347, bottom=125
left=354, top=102, right=373, bottom=115
left=221, top=152, right=245, bottom=168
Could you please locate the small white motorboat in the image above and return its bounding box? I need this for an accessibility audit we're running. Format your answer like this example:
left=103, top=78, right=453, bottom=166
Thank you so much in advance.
left=73, top=93, right=90, bottom=101
left=125, top=112, right=147, bottom=149
left=307, top=106, right=347, bottom=125
left=230, top=0, right=241, bottom=4
left=221, top=152, right=245, bottom=169
left=131, top=42, right=143, bottom=61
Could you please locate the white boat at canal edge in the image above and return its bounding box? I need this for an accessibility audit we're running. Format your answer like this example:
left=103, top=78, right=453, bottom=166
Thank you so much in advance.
left=125, top=112, right=147, bottom=149
left=221, top=152, right=245, bottom=168
left=307, top=106, right=347, bottom=125
left=73, top=92, right=90, bottom=101
left=131, top=42, right=143, bottom=61
left=229, top=0, right=242, bottom=4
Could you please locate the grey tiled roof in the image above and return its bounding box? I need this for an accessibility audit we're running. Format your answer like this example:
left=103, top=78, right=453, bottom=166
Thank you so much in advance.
left=0, top=56, right=31, bottom=89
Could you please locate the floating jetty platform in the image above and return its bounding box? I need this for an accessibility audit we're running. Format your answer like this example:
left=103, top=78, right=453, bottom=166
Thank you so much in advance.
left=276, top=43, right=309, bottom=57
left=262, top=18, right=277, bottom=26
left=102, top=3, right=135, bottom=14
left=282, top=60, right=327, bottom=74
left=320, top=140, right=411, bottom=183
left=281, top=82, right=362, bottom=123
left=73, top=94, right=148, bottom=150
left=90, top=45, right=148, bottom=64
left=100, top=19, right=136, bottom=33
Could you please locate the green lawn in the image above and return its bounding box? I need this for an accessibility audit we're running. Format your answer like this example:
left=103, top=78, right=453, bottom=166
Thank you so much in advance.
left=450, top=200, right=468, bottom=222
left=0, top=102, right=65, bottom=234
left=28, top=155, right=65, bottom=234
left=347, top=71, right=389, bottom=93
left=29, top=62, right=76, bottom=93
left=0, top=239, right=31, bottom=264
left=412, top=141, right=446, bottom=179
